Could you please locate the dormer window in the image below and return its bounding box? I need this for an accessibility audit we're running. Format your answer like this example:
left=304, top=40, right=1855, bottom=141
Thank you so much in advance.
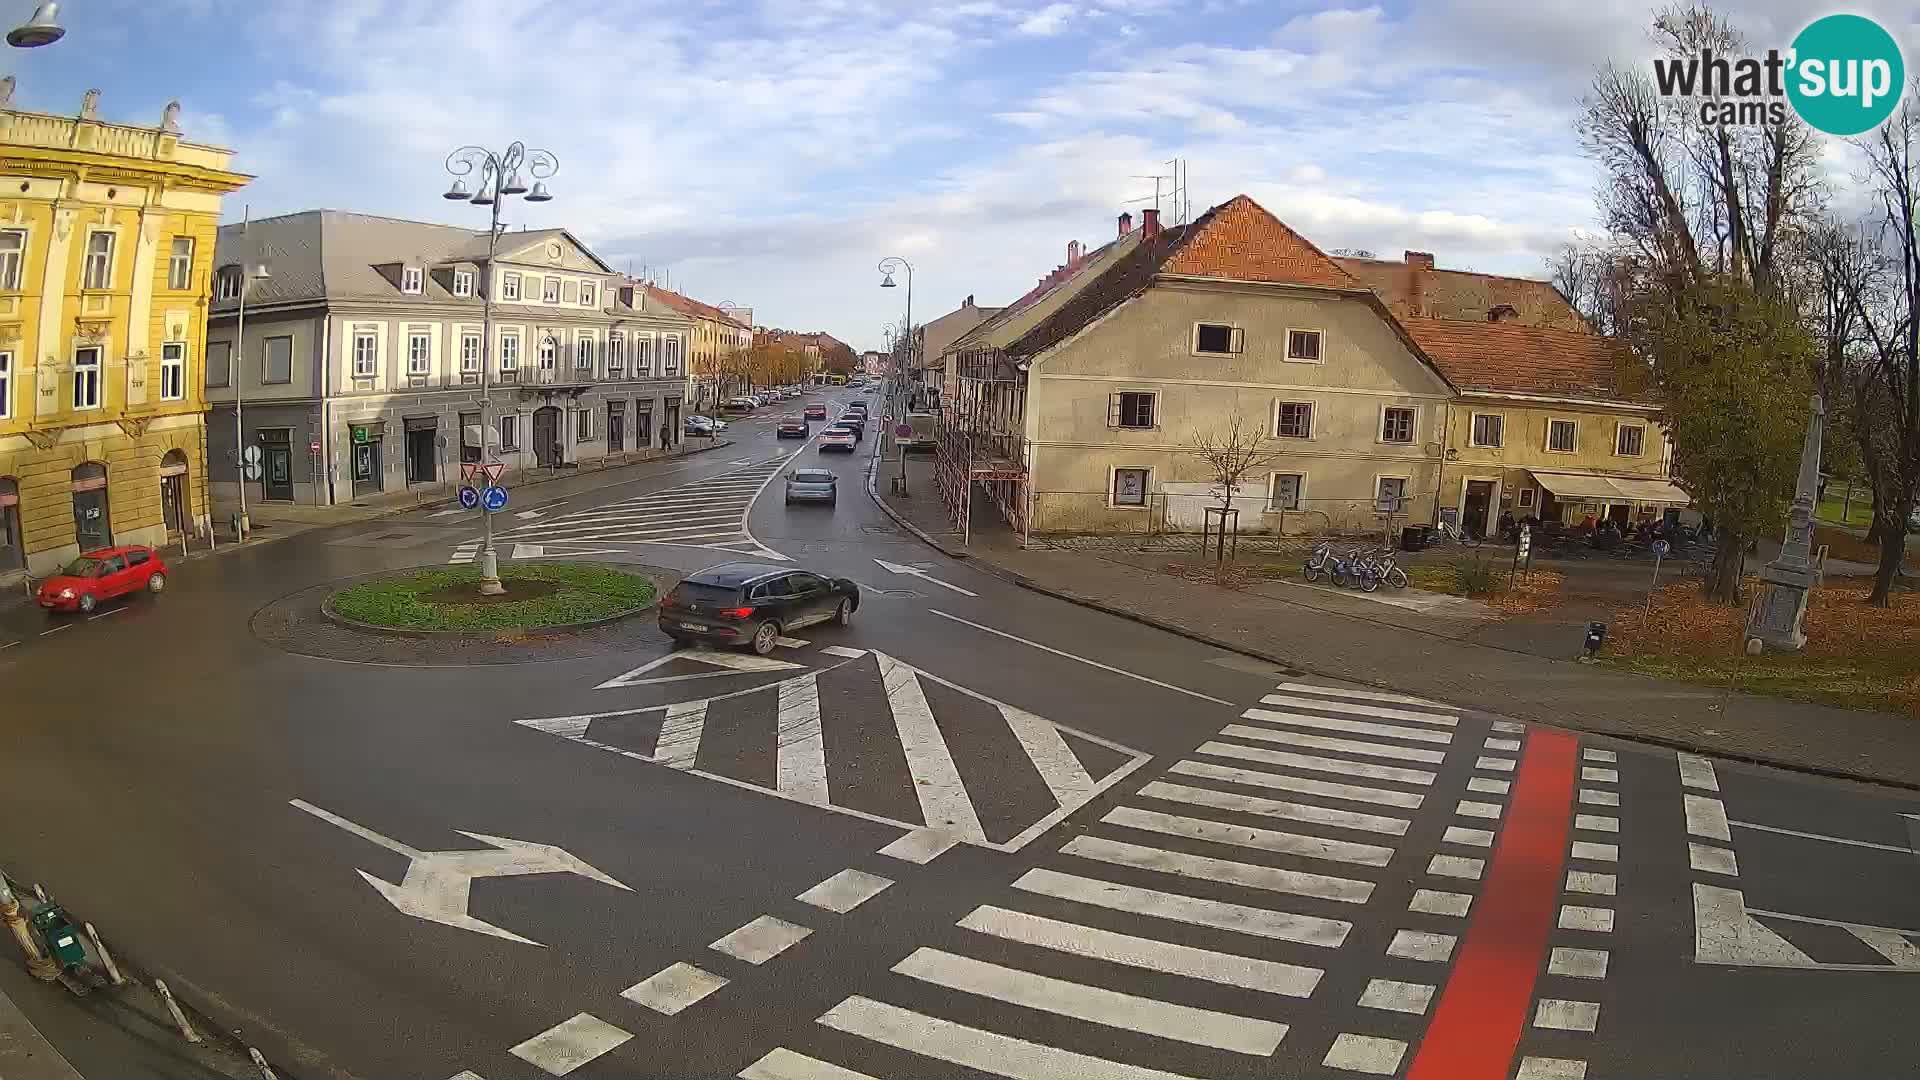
left=1487, top=304, right=1519, bottom=322
left=580, top=281, right=597, bottom=308
left=452, top=269, right=473, bottom=297
left=215, top=266, right=241, bottom=301
left=401, top=266, right=424, bottom=294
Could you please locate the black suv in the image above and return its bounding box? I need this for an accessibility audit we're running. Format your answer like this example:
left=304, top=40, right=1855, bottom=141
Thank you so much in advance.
left=659, top=562, right=860, bottom=654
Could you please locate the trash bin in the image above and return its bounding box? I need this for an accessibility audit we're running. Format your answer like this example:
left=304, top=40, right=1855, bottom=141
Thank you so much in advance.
left=1400, top=526, right=1429, bottom=552
left=29, top=905, right=85, bottom=970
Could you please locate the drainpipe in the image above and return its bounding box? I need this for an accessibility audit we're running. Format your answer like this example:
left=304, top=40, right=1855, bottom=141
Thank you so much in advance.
left=318, top=312, right=333, bottom=505
left=1434, top=400, right=1453, bottom=528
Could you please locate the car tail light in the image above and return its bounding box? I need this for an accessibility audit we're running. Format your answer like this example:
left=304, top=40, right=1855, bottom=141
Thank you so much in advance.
left=663, top=586, right=682, bottom=607
left=719, top=606, right=755, bottom=619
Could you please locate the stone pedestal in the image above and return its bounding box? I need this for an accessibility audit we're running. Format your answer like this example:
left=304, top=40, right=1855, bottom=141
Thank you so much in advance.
left=1745, top=392, right=1823, bottom=654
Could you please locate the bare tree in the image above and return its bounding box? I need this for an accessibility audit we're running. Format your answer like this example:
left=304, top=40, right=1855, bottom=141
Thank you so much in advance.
left=1187, top=415, right=1284, bottom=561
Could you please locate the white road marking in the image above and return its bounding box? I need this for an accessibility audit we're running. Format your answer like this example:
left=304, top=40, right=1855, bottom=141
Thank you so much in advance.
left=1582, top=748, right=1617, bottom=762
left=0, top=641, right=17, bottom=650
left=1013, top=867, right=1351, bottom=947
left=1409, top=889, right=1472, bottom=917
left=1559, top=905, right=1615, bottom=932
left=797, top=869, right=893, bottom=913
left=819, top=645, right=866, bottom=658
left=86, top=606, right=124, bottom=620
left=1693, top=884, right=1818, bottom=967
left=653, top=701, right=708, bottom=769
left=892, top=947, right=1289, bottom=1055
left=1549, top=946, right=1609, bottom=979
left=1427, top=855, right=1484, bottom=880
left=1571, top=841, right=1618, bottom=862
left=1678, top=751, right=1719, bottom=791
left=1168, top=759, right=1424, bottom=809
left=711, top=915, right=813, bottom=965
left=1001, top=702, right=1096, bottom=807
left=1196, top=740, right=1435, bottom=786
left=739, top=1048, right=881, bottom=1080
left=1567, top=871, right=1616, bottom=896
left=622, top=963, right=729, bottom=1015
left=39, top=623, right=70, bottom=636
left=1729, top=819, right=1912, bottom=854
left=1534, top=999, right=1601, bottom=1032
left=1456, top=800, right=1503, bottom=820
left=1258, top=692, right=1458, bottom=727
left=1476, top=755, right=1517, bottom=772
left=1484, top=737, right=1520, bottom=751
left=872, top=558, right=977, bottom=596
left=1241, top=706, right=1453, bottom=745
left=596, top=648, right=802, bottom=689
left=1689, top=843, right=1739, bottom=876
left=1219, top=724, right=1445, bottom=764
left=1358, top=978, right=1434, bottom=1014
left=878, top=828, right=959, bottom=864
left=1492, top=719, right=1526, bottom=733
left=1386, top=929, right=1456, bottom=962
left=1517, top=1057, right=1589, bottom=1080
left=514, top=509, right=545, bottom=520
left=776, top=674, right=829, bottom=804
left=508, top=1013, right=632, bottom=1076
left=1061, top=835, right=1376, bottom=904
left=1684, top=795, right=1732, bottom=841
left=817, top=995, right=1213, bottom=1080
left=1581, top=766, right=1619, bottom=782
left=1847, top=925, right=1920, bottom=966
left=510, top=544, right=545, bottom=559
left=1103, top=805, right=1396, bottom=866
left=1575, top=814, right=1619, bottom=833
left=1467, top=777, right=1511, bottom=795
left=929, top=609, right=1235, bottom=706
left=1443, top=826, right=1494, bottom=848
left=878, top=653, right=986, bottom=843
left=957, top=904, right=1322, bottom=997
left=1322, top=1033, right=1407, bottom=1075
left=431, top=507, right=465, bottom=518
left=1272, top=681, right=1449, bottom=709
left=1578, top=788, right=1618, bottom=806
left=1138, top=780, right=1410, bottom=836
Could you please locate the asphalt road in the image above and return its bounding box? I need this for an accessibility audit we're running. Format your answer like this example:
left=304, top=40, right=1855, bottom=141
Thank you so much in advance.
left=1, top=387, right=1916, bottom=1080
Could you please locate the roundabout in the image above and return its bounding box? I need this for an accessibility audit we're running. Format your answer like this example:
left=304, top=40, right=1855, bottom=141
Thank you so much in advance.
left=323, top=561, right=657, bottom=635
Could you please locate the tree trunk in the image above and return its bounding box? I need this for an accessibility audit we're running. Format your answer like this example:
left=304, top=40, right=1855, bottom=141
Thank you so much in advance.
left=1867, top=501, right=1887, bottom=543
left=1868, top=514, right=1906, bottom=606
left=1704, top=529, right=1747, bottom=604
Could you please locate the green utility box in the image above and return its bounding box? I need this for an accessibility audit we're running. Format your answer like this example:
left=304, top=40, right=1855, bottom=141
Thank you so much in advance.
left=29, top=905, right=86, bottom=969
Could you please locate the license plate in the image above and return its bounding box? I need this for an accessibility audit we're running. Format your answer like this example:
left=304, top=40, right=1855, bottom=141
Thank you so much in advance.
left=680, top=622, right=709, bottom=631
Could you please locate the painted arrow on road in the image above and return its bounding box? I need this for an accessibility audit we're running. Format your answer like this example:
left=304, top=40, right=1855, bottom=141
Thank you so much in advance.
left=873, top=558, right=977, bottom=597
left=290, top=800, right=629, bottom=946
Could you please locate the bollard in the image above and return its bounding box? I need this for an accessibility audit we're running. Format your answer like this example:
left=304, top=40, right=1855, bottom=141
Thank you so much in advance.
left=248, top=1048, right=278, bottom=1080
left=83, top=923, right=123, bottom=985
left=0, top=877, right=56, bottom=981
left=153, top=979, right=201, bottom=1043
left=32, top=884, right=46, bottom=902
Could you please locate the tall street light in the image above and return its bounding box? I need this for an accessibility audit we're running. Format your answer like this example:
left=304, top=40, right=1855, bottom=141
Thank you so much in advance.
left=443, top=140, right=557, bottom=596
left=7, top=2, right=62, bottom=47
left=232, top=258, right=272, bottom=540
left=878, top=257, right=912, bottom=491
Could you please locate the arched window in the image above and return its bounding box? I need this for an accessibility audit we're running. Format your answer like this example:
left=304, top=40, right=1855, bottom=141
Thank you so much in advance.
left=160, top=450, right=190, bottom=534
left=71, top=462, right=112, bottom=552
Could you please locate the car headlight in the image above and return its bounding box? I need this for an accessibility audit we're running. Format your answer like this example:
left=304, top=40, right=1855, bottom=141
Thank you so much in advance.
left=58, top=588, right=74, bottom=600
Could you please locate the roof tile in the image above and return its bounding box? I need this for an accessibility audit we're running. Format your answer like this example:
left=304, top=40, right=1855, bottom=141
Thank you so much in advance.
left=1399, top=317, right=1632, bottom=398
left=1162, top=195, right=1360, bottom=289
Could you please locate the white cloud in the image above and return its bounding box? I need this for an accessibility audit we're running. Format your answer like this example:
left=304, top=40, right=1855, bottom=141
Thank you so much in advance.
left=1016, top=3, right=1078, bottom=36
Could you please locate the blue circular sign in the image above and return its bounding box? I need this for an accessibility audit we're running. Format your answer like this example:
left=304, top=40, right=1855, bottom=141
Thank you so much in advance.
left=1653, top=539, right=1671, bottom=557
left=482, top=485, right=509, bottom=512
left=457, top=485, right=480, bottom=510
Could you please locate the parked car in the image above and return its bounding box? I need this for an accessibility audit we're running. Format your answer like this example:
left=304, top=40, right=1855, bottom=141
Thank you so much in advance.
left=785, top=468, right=838, bottom=505
left=659, top=562, right=860, bottom=654
left=684, top=415, right=716, bottom=436
left=723, top=397, right=758, bottom=413
left=818, top=428, right=857, bottom=452
left=826, top=419, right=863, bottom=443
left=37, top=546, right=168, bottom=615
left=777, top=418, right=810, bottom=438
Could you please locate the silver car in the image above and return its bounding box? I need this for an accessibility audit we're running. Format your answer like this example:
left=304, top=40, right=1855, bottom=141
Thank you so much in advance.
left=784, top=468, right=837, bottom=506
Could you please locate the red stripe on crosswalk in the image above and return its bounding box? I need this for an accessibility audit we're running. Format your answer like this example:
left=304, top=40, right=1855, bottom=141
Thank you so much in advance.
left=1406, top=729, right=1578, bottom=1080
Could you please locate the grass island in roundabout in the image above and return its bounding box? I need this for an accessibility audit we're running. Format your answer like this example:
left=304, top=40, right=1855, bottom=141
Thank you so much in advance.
left=325, top=562, right=657, bottom=633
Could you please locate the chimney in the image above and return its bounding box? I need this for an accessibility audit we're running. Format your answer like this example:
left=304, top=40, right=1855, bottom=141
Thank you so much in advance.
left=1404, top=250, right=1435, bottom=316
left=964, top=293, right=974, bottom=308
left=1067, top=239, right=1081, bottom=266
left=1141, top=208, right=1162, bottom=239
left=1118, top=211, right=1133, bottom=238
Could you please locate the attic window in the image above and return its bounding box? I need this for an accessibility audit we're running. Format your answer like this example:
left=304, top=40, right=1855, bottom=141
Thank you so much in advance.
left=1487, top=304, right=1519, bottom=322
left=401, top=266, right=423, bottom=294
left=452, top=269, right=473, bottom=297
left=215, top=267, right=241, bottom=301
left=1286, top=329, right=1322, bottom=362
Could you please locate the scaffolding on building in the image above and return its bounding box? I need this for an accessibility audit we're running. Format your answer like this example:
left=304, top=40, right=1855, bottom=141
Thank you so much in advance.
left=936, top=344, right=1029, bottom=546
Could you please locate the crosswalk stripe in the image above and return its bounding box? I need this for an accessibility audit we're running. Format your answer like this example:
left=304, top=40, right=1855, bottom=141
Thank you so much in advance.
left=1272, top=682, right=1450, bottom=709
left=892, top=947, right=1288, bottom=1055
left=958, top=904, right=1323, bottom=997
left=1167, top=760, right=1424, bottom=809
left=711, top=915, right=813, bottom=965
left=1013, top=867, right=1351, bottom=946
left=1103, top=805, right=1396, bottom=866
left=798, top=869, right=894, bottom=913
left=777, top=675, right=829, bottom=803
left=816, top=995, right=1213, bottom=1080
left=1136, top=780, right=1411, bottom=836
left=622, top=963, right=729, bottom=1015
left=1259, top=692, right=1458, bottom=726
left=1240, top=707, right=1453, bottom=745
left=879, top=653, right=987, bottom=843
left=509, top=1013, right=632, bottom=1075
left=655, top=701, right=707, bottom=768
left=513, top=519, right=744, bottom=541
left=1218, top=724, right=1446, bottom=764
left=1195, top=740, right=1435, bottom=786
left=1062, top=835, right=1376, bottom=904
left=1000, top=703, right=1096, bottom=807
left=739, top=1048, right=881, bottom=1080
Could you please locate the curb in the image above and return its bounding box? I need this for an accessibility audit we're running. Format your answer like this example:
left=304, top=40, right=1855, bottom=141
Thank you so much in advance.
left=865, top=464, right=1919, bottom=792
left=317, top=565, right=660, bottom=639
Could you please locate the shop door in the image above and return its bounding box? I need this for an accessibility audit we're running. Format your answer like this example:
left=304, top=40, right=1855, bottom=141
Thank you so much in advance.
left=73, top=490, right=111, bottom=551
left=352, top=441, right=383, bottom=496
left=264, top=446, right=294, bottom=501
left=406, top=427, right=437, bottom=484
left=533, top=407, right=561, bottom=467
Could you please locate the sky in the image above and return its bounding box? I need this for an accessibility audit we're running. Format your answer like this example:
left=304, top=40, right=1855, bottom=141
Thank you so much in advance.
left=5, top=0, right=1916, bottom=352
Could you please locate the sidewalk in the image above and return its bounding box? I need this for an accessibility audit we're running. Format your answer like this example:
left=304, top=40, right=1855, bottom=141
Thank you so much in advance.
left=872, top=453, right=1920, bottom=789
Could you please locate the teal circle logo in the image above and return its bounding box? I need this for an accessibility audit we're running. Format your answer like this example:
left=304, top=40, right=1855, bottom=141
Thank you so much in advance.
left=1786, top=14, right=1905, bottom=136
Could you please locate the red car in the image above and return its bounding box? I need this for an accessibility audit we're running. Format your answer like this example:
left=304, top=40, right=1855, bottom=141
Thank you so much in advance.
left=36, top=545, right=168, bottom=614
left=804, top=404, right=828, bottom=421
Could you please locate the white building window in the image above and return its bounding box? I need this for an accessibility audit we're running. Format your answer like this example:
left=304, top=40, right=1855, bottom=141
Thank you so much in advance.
left=407, top=331, right=431, bottom=375
left=543, top=277, right=561, bottom=303
left=635, top=334, right=654, bottom=376
left=401, top=266, right=423, bottom=294
left=0, top=230, right=22, bottom=290
left=580, top=281, right=597, bottom=307
left=72, top=346, right=101, bottom=408
left=1548, top=418, right=1578, bottom=453
left=499, top=333, right=519, bottom=373
left=168, top=237, right=194, bottom=291
left=460, top=332, right=482, bottom=373
left=1616, top=423, right=1646, bottom=457
left=1381, top=406, right=1416, bottom=444
left=216, top=268, right=241, bottom=300
left=576, top=407, right=592, bottom=441
left=452, top=270, right=473, bottom=298
left=539, top=336, right=557, bottom=370
left=1286, top=328, right=1322, bottom=362
left=1193, top=322, right=1240, bottom=355
left=82, top=231, right=115, bottom=290
left=1110, top=467, right=1149, bottom=507
left=1376, top=476, right=1409, bottom=513
left=1107, top=391, right=1155, bottom=429
left=159, top=342, right=186, bottom=400
left=352, top=332, right=377, bottom=378
left=1518, top=487, right=1537, bottom=509
left=1276, top=401, right=1312, bottom=439
left=0, top=351, right=11, bottom=418
left=607, top=333, right=625, bottom=377
left=1470, top=413, right=1504, bottom=448
left=576, top=335, right=594, bottom=372
left=663, top=335, right=682, bottom=376
left=499, top=414, right=519, bottom=450
left=502, top=272, right=521, bottom=301
left=1269, top=472, right=1304, bottom=511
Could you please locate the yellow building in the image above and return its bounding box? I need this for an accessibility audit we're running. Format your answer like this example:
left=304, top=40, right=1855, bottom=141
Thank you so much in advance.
left=0, top=85, right=250, bottom=577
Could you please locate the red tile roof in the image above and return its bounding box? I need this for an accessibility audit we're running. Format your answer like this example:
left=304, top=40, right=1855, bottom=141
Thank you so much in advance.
left=1162, top=195, right=1361, bottom=289
left=1399, top=317, right=1634, bottom=398
left=1336, top=256, right=1589, bottom=331
left=639, top=283, right=750, bottom=329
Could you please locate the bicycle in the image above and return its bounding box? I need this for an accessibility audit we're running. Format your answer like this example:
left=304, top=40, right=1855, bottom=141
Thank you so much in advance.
left=1358, top=546, right=1409, bottom=589
left=1433, top=520, right=1482, bottom=548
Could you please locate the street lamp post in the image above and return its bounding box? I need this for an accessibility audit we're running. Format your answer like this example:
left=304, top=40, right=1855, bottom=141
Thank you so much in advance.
left=878, top=257, right=912, bottom=492
left=232, top=259, right=271, bottom=540
left=6, top=2, right=62, bottom=47
left=443, top=141, right=557, bottom=597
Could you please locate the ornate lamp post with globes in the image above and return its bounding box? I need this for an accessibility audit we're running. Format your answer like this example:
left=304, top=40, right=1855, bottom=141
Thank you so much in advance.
left=878, top=257, right=913, bottom=489
left=441, top=141, right=557, bottom=596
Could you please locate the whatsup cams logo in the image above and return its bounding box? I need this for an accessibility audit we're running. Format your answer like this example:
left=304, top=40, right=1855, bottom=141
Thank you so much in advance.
left=1653, top=13, right=1906, bottom=135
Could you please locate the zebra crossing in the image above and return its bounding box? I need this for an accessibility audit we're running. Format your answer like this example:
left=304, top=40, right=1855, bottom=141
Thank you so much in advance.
left=465, top=457, right=793, bottom=564
left=738, top=680, right=1484, bottom=1080
left=513, top=648, right=1152, bottom=852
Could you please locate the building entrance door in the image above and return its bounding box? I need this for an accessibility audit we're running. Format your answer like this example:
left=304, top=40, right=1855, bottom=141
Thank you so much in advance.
left=533, top=406, right=562, bottom=467
left=71, top=463, right=112, bottom=552
left=608, top=403, right=625, bottom=452
left=352, top=441, right=383, bottom=496
left=405, top=422, right=438, bottom=485
left=0, top=477, right=21, bottom=573
left=1463, top=480, right=1495, bottom=539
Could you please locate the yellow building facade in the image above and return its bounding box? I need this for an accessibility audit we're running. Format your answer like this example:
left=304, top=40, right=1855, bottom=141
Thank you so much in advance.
left=0, top=87, right=250, bottom=577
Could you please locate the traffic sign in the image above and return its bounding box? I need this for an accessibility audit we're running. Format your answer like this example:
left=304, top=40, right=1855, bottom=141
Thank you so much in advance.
left=482, top=485, right=509, bottom=512
left=1653, top=539, right=1671, bottom=557
left=309, top=441, right=321, bottom=455
left=457, top=485, right=480, bottom=511
left=242, top=444, right=262, bottom=465
left=895, top=423, right=912, bottom=439
left=243, top=464, right=262, bottom=481
left=460, top=461, right=479, bottom=484
left=482, top=462, right=507, bottom=487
